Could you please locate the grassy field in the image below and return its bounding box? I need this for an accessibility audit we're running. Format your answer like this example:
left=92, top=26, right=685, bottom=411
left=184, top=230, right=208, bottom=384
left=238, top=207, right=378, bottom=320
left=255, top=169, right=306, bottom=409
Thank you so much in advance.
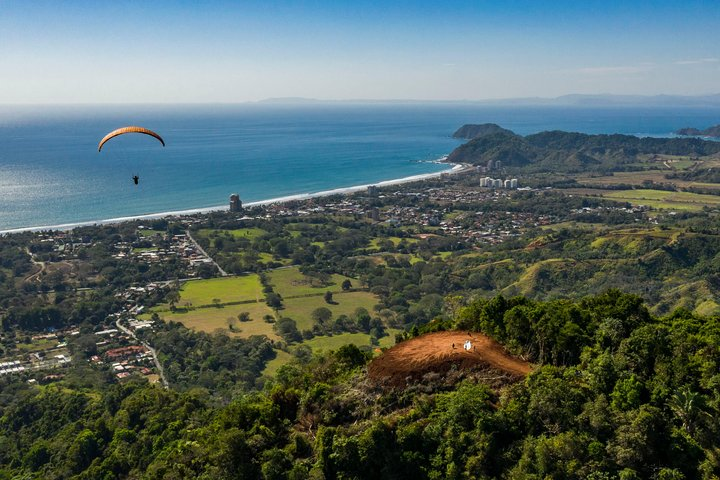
left=281, top=291, right=379, bottom=330
left=603, top=189, right=720, bottom=211
left=15, top=338, right=59, bottom=353
left=369, top=236, right=418, bottom=248
left=137, top=229, right=164, bottom=238
left=268, top=267, right=357, bottom=298
left=694, top=299, right=720, bottom=317
left=197, top=227, right=267, bottom=240
left=262, top=350, right=293, bottom=377
left=303, top=330, right=400, bottom=352
left=508, top=258, right=575, bottom=297
left=576, top=171, right=720, bottom=191
left=178, top=275, right=264, bottom=307
left=261, top=329, right=401, bottom=377
left=157, top=301, right=279, bottom=340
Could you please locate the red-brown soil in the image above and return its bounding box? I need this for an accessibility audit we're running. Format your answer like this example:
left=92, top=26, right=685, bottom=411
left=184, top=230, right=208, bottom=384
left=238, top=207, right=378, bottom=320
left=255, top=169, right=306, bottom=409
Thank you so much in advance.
left=368, top=331, right=532, bottom=386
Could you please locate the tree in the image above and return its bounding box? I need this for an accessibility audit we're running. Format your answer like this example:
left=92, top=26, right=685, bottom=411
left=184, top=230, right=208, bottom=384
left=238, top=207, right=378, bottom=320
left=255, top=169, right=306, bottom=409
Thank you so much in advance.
left=611, top=375, right=643, bottom=411
left=324, top=291, right=334, bottom=304
left=166, top=289, right=181, bottom=311
left=342, top=279, right=352, bottom=291
left=668, top=387, right=712, bottom=435
left=312, top=307, right=333, bottom=326
left=238, top=312, right=251, bottom=322
left=266, top=292, right=283, bottom=310
left=275, top=317, right=301, bottom=343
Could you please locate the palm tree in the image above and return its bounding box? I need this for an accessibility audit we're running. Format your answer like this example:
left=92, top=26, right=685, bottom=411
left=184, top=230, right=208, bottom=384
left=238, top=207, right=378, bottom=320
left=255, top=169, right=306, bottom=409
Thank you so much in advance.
left=668, top=386, right=712, bottom=435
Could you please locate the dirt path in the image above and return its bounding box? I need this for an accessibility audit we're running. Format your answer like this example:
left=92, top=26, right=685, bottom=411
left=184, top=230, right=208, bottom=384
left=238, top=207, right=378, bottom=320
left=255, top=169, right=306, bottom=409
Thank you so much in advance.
left=368, top=331, right=531, bottom=386
left=23, top=247, right=47, bottom=283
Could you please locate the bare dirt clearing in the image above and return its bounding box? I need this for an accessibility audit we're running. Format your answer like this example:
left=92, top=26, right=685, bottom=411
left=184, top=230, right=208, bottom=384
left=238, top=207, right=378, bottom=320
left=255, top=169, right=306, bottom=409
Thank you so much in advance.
left=368, top=331, right=532, bottom=387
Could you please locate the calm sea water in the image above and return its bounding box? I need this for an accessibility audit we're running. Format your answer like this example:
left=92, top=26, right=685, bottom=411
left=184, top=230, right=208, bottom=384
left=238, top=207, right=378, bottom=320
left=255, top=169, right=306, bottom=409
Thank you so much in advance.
left=1, top=103, right=719, bottom=231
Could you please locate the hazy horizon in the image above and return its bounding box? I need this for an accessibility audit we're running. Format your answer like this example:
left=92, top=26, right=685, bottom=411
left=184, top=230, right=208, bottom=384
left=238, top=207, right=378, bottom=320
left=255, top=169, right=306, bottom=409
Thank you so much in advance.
left=1, top=92, right=720, bottom=107
left=2, top=0, right=719, bottom=104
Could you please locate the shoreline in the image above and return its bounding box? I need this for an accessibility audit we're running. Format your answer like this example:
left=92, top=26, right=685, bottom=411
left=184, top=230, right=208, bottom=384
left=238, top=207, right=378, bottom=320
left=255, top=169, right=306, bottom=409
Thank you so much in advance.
left=0, top=162, right=472, bottom=235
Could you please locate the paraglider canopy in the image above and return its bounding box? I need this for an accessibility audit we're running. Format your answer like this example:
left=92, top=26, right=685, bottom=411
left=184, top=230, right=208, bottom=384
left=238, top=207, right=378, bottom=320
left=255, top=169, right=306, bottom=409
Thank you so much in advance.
left=98, top=126, right=165, bottom=152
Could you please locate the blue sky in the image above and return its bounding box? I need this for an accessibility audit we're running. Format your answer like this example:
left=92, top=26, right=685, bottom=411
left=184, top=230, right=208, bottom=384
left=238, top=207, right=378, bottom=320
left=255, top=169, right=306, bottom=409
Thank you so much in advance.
left=1, top=0, right=718, bottom=102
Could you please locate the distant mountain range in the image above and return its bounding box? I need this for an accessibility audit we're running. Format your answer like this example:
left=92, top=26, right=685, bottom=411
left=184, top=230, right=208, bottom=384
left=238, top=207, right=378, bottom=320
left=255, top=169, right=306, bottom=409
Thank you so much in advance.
left=257, top=94, right=720, bottom=107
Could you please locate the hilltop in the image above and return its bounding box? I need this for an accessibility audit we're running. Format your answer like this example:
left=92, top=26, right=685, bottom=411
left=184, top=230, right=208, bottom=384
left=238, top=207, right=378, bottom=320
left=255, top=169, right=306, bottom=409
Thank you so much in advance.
left=676, top=124, right=720, bottom=137
left=447, top=126, right=720, bottom=172
left=452, top=123, right=516, bottom=139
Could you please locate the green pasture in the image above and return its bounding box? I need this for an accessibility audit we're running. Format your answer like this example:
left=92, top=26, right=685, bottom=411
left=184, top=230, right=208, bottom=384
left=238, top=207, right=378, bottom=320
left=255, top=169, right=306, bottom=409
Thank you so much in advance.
left=281, top=291, right=379, bottom=330
left=303, top=330, right=400, bottom=352
left=262, top=350, right=293, bottom=377
left=157, top=301, right=278, bottom=340
left=197, top=227, right=267, bottom=240
left=137, top=229, right=164, bottom=238
left=268, top=267, right=356, bottom=298
left=603, top=189, right=720, bottom=211
left=178, top=275, right=264, bottom=307
left=14, top=338, right=58, bottom=354
left=369, top=236, right=418, bottom=248
left=260, top=329, right=401, bottom=377
left=256, top=252, right=291, bottom=265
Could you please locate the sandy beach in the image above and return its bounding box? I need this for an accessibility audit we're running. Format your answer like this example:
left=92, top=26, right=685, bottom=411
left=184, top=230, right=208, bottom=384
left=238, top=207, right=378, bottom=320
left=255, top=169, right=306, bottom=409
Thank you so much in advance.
left=0, top=162, right=472, bottom=235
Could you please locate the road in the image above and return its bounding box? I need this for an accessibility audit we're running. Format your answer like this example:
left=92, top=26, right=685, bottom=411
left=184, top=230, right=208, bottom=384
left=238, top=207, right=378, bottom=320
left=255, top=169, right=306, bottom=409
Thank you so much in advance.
left=185, top=229, right=228, bottom=277
left=115, top=318, right=169, bottom=389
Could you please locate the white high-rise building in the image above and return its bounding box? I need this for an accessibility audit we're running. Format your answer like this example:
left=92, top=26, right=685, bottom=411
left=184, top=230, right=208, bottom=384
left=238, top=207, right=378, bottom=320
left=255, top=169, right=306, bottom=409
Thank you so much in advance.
left=504, top=179, right=512, bottom=189
left=510, top=178, right=518, bottom=188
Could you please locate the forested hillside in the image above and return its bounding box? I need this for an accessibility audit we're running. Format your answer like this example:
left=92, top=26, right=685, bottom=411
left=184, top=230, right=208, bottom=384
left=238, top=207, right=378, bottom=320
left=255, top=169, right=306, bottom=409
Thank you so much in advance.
left=1, top=292, right=718, bottom=479
left=446, top=128, right=720, bottom=173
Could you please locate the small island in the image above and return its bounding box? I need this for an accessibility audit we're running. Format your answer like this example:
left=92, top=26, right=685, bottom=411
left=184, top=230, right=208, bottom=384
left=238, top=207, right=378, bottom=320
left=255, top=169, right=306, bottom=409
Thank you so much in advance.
left=675, top=124, right=720, bottom=137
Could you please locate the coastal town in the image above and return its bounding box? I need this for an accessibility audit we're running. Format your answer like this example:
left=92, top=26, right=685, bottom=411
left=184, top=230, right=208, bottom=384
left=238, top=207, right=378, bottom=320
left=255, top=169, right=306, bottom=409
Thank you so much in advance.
left=0, top=167, right=658, bottom=387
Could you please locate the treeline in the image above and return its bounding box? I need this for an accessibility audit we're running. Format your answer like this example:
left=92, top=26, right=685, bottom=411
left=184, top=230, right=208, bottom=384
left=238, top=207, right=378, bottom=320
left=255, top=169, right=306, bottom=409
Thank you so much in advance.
left=1, top=291, right=719, bottom=478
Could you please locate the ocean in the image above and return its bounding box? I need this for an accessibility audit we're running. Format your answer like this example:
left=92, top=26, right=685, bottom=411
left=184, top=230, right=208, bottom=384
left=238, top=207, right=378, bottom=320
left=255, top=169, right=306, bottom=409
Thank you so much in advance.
left=1, top=103, right=719, bottom=232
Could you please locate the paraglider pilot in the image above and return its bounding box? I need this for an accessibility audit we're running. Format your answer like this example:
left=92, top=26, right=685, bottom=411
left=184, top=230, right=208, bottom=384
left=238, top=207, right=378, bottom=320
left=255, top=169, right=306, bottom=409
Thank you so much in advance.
left=133, top=175, right=139, bottom=185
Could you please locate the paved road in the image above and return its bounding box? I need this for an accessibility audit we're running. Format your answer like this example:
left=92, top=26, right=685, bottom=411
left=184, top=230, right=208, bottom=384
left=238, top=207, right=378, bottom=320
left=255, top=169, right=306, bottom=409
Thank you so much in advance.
left=185, top=230, right=228, bottom=276
left=116, top=318, right=169, bottom=389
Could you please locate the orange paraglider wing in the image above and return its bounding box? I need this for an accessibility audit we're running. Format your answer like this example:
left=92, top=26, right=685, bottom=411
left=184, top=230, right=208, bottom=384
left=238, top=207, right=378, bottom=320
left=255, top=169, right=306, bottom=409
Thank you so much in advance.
left=98, top=126, right=165, bottom=152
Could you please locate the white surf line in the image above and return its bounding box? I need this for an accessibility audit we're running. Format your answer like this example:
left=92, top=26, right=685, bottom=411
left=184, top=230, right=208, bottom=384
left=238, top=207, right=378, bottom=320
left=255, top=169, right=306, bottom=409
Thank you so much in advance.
left=1, top=162, right=471, bottom=234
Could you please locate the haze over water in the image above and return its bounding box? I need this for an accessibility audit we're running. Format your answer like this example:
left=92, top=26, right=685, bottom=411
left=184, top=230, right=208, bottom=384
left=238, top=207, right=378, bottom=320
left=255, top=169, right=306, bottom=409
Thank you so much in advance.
left=1, top=103, right=719, bottom=232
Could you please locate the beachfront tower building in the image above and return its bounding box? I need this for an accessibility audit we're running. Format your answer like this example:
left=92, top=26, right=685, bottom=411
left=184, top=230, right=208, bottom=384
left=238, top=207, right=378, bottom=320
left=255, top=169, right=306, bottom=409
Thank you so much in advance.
left=229, top=194, right=242, bottom=212
left=504, top=179, right=512, bottom=189
left=510, top=178, right=518, bottom=188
